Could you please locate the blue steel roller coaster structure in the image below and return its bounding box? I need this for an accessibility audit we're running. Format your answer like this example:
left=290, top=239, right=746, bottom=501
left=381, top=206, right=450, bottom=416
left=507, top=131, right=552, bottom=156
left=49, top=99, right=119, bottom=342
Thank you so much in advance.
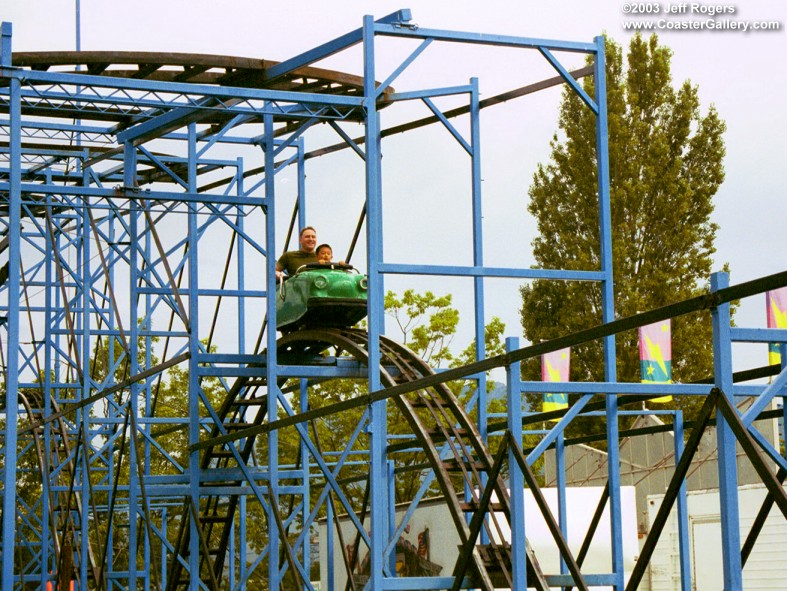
left=1, top=9, right=786, bottom=591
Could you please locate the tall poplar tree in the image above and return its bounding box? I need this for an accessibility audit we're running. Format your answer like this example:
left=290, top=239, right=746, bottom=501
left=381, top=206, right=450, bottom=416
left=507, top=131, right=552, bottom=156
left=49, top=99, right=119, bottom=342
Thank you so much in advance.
left=520, top=34, right=727, bottom=411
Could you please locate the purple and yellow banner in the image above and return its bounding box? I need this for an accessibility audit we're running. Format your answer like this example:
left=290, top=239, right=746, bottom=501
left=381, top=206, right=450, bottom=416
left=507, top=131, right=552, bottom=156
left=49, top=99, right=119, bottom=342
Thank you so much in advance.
left=542, top=348, right=570, bottom=414
left=767, top=288, right=787, bottom=366
left=639, top=319, right=672, bottom=403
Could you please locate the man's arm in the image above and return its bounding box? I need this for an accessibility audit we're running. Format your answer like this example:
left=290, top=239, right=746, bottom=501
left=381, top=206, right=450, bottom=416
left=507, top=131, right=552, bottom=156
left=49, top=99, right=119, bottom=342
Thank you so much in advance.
left=275, top=255, right=286, bottom=279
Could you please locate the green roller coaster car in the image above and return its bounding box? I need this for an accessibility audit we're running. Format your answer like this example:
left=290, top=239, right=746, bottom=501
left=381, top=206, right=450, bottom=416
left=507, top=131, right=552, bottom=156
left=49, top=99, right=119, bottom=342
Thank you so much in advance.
left=275, top=263, right=368, bottom=332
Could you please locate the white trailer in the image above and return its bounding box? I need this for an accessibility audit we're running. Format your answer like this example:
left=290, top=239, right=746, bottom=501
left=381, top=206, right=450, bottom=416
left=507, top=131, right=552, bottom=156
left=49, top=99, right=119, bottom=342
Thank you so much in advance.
left=645, top=484, right=787, bottom=590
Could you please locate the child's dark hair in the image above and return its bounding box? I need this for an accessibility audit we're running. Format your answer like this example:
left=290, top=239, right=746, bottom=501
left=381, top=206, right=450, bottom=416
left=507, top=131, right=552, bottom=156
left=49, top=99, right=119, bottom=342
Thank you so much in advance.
left=316, top=243, right=332, bottom=255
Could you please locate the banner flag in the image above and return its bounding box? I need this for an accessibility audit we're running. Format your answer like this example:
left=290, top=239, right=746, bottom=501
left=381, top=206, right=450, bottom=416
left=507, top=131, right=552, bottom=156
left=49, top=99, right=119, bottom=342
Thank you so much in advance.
left=639, top=319, right=672, bottom=403
left=542, top=348, right=570, bottom=414
left=767, top=288, right=787, bottom=366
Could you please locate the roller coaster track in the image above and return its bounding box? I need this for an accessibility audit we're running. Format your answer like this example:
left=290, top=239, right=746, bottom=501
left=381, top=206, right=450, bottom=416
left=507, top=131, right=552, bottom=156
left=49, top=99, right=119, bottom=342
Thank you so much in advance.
left=166, top=327, right=548, bottom=591
left=20, top=391, right=101, bottom=590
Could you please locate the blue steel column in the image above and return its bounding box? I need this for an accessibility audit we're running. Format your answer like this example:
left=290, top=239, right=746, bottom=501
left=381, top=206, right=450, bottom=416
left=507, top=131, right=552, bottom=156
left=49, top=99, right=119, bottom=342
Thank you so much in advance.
left=240, top=495, right=248, bottom=591
left=162, top=506, right=168, bottom=589
left=594, top=35, right=624, bottom=590
left=236, top=158, right=247, bottom=353
left=297, top=140, right=309, bottom=585
left=297, top=137, right=306, bottom=230
left=711, top=271, right=742, bottom=590
left=263, top=110, right=282, bottom=590
left=363, top=14, right=388, bottom=590
left=42, top=186, right=54, bottom=588
left=126, top=140, right=141, bottom=591
left=300, top=378, right=311, bottom=587
left=469, top=77, right=487, bottom=439
left=186, top=123, right=201, bottom=591
left=674, top=411, right=691, bottom=591
left=506, top=337, right=527, bottom=590
left=556, top=432, right=568, bottom=577
left=1, top=22, right=21, bottom=591
left=106, top=196, right=118, bottom=584
left=782, top=343, right=787, bottom=471
left=80, top=163, right=92, bottom=591
left=326, top=499, right=335, bottom=590
left=469, top=76, right=492, bottom=547
left=143, top=195, right=153, bottom=591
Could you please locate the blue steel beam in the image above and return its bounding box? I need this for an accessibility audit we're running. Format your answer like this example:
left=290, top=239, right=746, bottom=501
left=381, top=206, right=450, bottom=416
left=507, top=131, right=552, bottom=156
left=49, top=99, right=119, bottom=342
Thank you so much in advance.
left=0, top=182, right=269, bottom=207
left=537, top=47, right=598, bottom=113
left=730, top=327, right=787, bottom=343
left=375, top=38, right=433, bottom=99
left=375, top=23, right=597, bottom=53
left=522, top=382, right=712, bottom=396
left=2, top=68, right=366, bottom=109
left=378, top=262, right=606, bottom=281
left=264, top=10, right=412, bottom=81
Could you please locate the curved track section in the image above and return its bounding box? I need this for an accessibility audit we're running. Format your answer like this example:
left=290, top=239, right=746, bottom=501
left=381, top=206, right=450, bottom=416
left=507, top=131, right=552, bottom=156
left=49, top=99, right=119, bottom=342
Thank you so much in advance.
left=19, top=392, right=100, bottom=590
left=165, top=360, right=270, bottom=591
left=167, top=328, right=548, bottom=591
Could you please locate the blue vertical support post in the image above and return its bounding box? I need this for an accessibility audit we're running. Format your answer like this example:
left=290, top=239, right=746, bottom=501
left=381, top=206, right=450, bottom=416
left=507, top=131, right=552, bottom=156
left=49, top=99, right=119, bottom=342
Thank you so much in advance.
left=326, top=500, right=335, bottom=591
left=469, top=77, right=487, bottom=439
left=162, top=506, right=168, bottom=590
left=229, top=518, right=236, bottom=591
left=79, top=160, right=92, bottom=591
left=556, top=431, right=568, bottom=577
left=159, top=505, right=167, bottom=589
left=363, top=14, right=388, bottom=590
left=44, top=177, right=55, bottom=586
left=235, top=156, right=248, bottom=586
left=1, top=21, right=21, bottom=591
left=236, top=159, right=246, bottom=354
left=106, top=193, right=118, bottom=584
left=782, top=343, right=786, bottom=465
left=40, top=201, right=51, bottom=589
left=301, top=378, right=311, bottom=588
left=263, top=110, right=282, bottom=591
left=468, top=76, right=488, bottom=543
left=297, top=137, right=306, bottom=231
left=240, top=495, right=248, bottom=591
left=673, top=411, right=691, bottom=591
left=388, top=460, right=397, bottom=577
left=506, top=337, right=527, bottom=590
left=126, top=139, right=141, bottom=591
left=186, top=122, right=201, bottom=591
left=143, top=167, right=154, bottom=591
left=711, top=271, right=742, bottom=590
left=593, top=35, right=624, bottom=589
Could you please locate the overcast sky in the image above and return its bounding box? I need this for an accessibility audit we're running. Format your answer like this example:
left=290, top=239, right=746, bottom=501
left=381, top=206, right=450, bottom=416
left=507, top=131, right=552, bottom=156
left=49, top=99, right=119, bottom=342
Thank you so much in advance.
left=3, top=1, right=785, bottom=372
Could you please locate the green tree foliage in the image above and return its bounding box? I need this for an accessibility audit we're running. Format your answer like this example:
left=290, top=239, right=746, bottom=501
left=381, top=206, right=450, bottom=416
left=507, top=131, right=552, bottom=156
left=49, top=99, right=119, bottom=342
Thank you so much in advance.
left=385, top=290, right=459, bottom=367
left=520, top=34, right=727, bottom=417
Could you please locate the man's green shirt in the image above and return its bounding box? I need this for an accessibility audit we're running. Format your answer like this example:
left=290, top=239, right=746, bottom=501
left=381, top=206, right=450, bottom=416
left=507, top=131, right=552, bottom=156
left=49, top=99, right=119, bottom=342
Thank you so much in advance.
left=277, top=250, right=318, bottom=276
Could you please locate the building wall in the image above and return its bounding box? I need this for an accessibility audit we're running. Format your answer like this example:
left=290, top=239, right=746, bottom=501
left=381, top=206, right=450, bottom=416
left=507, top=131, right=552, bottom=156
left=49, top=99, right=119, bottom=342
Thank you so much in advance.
left=646, top=484, right=787, bottom=591
left=543, top=408, right=779, bottom=537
